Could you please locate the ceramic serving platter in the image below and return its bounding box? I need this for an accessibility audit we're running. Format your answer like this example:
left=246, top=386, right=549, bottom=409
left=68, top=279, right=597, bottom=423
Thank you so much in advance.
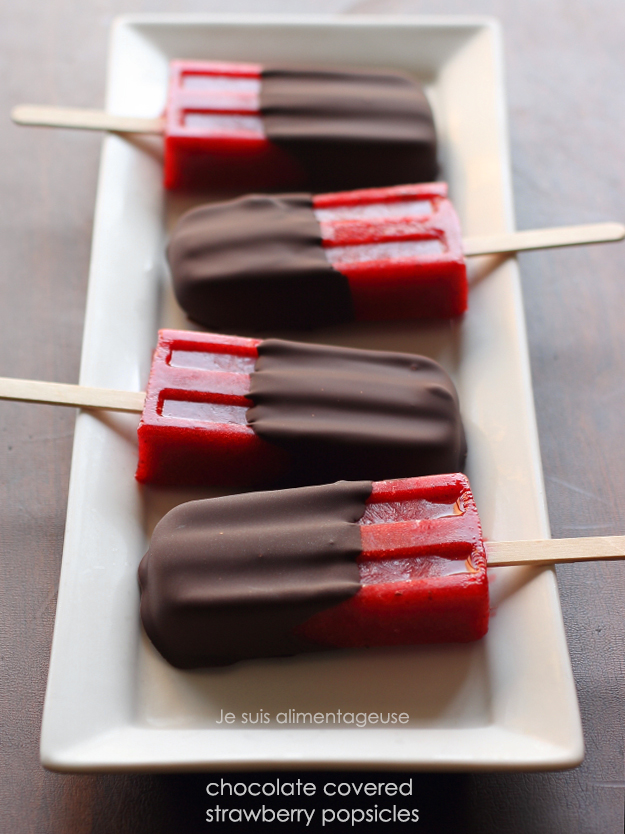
left=40, top=14, right=583, bottom=771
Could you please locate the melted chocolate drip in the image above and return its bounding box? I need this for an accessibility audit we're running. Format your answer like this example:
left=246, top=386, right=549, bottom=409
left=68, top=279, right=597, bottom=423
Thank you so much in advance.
left=168, top=193, right=353, bottom=331
left=247, top=339, right=467, bottom=484
left=139, top=481, right=371, bottom=668
left=260, top=66, right=438, bottom=191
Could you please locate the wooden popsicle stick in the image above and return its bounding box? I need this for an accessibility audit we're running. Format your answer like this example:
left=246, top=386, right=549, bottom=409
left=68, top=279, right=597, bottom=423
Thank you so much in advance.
left=11, top=105, right=163, bottom=134
left=463, top=222, right=625, bottom=256
left=0, top=376, right=145, bottom=413
left=486, top=535, right=625, bottom=567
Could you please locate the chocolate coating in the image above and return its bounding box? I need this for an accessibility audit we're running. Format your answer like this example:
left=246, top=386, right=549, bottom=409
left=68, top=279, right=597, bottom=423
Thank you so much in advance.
left=247, top=339, right=467, bottom=484
left=168, top=193, right=353, bottom=331
left=260, top=66, right=438, bottom=190
left=139, top=481, right=371, bottom=667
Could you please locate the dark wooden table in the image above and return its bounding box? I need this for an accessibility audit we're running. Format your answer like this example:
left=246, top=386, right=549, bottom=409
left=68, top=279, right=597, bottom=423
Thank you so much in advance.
left=1, top=2, right=624, bottom=832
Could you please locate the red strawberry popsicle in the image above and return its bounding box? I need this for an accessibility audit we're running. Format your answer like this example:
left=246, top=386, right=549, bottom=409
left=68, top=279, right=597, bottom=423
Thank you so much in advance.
left=12, top=61, right=438, bottom=193
left=169, top=182, right=624, bottom=332
left=138, top=473, right=489, bottom=668
left=137, top=329, right=466, bottom=487
left=163, top=61, right=438, bottom=191
left=0, top=330, right=467, bottom=488
left=139, top=471, right=625, bottom=668
left=169, top=183, right=466, bottom=330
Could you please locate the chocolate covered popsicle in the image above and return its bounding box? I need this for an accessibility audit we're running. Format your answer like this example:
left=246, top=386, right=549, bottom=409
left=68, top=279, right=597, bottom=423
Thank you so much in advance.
left=138, top=473, right=488, bottom=667
left=13, top=61, right=438, bottom=192
left=0, top=329, right=466, bottom=488
left=168, top=184, right=625, bottom=332
left=139, top=472, right=625, bottom=668
left=168, top=183, right=465, bottom=330
left=164, top=61, right=438, bottom=191
left=137, top=329, right=466, bottom=487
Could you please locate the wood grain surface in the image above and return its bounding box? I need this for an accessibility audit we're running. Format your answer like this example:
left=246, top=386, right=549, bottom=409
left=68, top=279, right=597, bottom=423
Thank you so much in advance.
left=0, top=2, right=624, bottom=832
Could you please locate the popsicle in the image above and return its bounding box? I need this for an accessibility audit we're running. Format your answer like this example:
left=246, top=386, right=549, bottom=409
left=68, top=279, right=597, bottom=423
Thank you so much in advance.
left=0, top=330, right=467, bottom=488
left=12, top=61, right=438, bottom=192
left=138, top=471, right=625, bottom=668
left=168, top=184, right=625, bottom=330
left=138, top=473, right=489, bottom=667
left=139, top=330, right=467, bottom=486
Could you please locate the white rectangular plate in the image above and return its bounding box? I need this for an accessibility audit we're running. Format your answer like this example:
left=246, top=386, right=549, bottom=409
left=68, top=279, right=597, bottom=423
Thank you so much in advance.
left=41, top=14, right=583, bottom=771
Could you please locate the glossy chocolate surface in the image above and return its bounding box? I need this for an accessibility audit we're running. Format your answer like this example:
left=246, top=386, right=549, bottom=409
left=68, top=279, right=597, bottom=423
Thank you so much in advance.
left=168, top=193, right=353, bottom=331
left=260, top=66, right=438, bottom=190
left=247, top=339, right=467, bottom=484
left=138, top=481, right=371, bottom=667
